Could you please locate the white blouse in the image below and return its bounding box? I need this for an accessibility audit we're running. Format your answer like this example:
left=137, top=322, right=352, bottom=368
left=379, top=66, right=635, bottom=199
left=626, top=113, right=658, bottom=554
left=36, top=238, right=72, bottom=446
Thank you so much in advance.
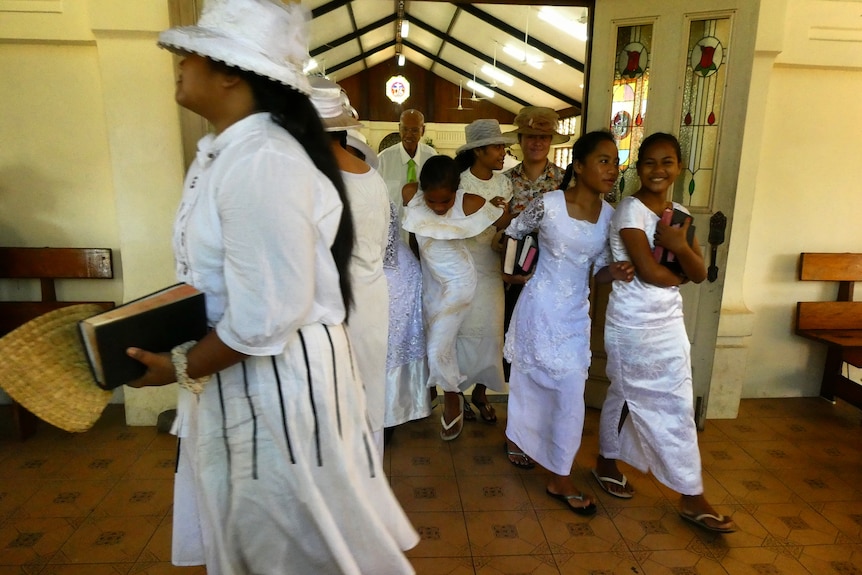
left=172, top=113, right=345, bottom=356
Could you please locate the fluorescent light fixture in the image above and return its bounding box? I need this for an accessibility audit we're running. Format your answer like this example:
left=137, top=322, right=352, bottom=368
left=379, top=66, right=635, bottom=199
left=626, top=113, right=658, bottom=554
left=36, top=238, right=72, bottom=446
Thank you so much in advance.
left=400, top=19, right=410, bottom=38
left=466, top=79, right=494, bottom=99
left=537, top=7, right=588, bottom=42
left=480, top=64, right=514, bottom=86
left=502, top=44, right=543, bottom=69
left=397, top=53, right=405, bottom=66
left=303, top=58, right=318, bottom=74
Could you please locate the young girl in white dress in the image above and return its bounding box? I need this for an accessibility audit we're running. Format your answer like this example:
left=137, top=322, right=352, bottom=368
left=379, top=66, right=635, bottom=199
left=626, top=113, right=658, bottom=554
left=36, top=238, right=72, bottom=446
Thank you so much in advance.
left=504, top=131, right=634, bottom=515
left=402, top=155, right=511, bottom=440
left=593, top=132, right=735, bottom=533
left=453, top=120, right=516, bottom=423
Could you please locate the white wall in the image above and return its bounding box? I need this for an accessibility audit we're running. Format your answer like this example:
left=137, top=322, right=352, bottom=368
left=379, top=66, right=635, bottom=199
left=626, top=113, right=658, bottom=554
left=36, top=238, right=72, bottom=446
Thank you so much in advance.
left=743, top=64, right=862, bottom=396
left=0, top=0, right=185, bottom=418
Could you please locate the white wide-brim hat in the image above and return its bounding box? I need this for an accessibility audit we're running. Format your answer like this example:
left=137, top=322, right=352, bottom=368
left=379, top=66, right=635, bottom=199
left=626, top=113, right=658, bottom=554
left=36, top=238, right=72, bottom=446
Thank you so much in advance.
left=158, top=0, right=312, bottom=95
left=309, top=76, right=363, bottom=132
left=346, top=130, right=379, bottom=170
left=456, top=119, right=516, bottom=154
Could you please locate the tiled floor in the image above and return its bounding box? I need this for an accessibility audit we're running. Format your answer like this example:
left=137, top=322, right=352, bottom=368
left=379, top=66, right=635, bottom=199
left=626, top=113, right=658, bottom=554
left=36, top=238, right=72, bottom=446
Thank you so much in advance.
left=1, top=397, right=861, bottom=574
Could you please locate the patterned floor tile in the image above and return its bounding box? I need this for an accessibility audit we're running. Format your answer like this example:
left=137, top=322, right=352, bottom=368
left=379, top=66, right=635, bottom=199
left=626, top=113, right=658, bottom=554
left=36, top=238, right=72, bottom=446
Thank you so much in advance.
left=13, top=480, right=113, bottom=519
left=52, top=515, right=161, bottom=564
left=464, top=509, right=548, bottom=557
left=752, top=502, right=841, bottom=546
left=553, top=549, right=642, bottom=575
left=404, top=511, right=471, bottom=558
left=390, top=475, right=463, bottom=513
left=458, top=474, right=531, bottom=512
left=474, top=553, right=560, bottom=574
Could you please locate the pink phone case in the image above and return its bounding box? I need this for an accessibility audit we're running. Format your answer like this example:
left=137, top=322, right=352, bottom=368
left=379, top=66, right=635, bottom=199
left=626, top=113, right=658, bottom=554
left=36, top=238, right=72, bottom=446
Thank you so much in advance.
left=521, top=246, right=537, bottom=272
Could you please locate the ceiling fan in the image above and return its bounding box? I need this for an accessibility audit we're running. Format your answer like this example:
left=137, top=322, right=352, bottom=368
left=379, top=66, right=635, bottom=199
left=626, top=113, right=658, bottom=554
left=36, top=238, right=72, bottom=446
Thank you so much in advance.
left=466, top=65, right=490, bottom=102
left=449, top=81, right=473, bottom=111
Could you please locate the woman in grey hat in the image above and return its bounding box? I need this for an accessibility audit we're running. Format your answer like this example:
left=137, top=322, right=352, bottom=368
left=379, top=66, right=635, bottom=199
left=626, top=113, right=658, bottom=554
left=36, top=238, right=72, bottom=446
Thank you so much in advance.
left=127, top=1, right=418, bottom=573
left=452, top=119, right=516, bottom=424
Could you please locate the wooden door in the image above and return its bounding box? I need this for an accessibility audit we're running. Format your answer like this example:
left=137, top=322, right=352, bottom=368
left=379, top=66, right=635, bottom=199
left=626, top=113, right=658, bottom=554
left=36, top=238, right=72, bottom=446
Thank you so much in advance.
left=585, top=0, right=760, bottom=426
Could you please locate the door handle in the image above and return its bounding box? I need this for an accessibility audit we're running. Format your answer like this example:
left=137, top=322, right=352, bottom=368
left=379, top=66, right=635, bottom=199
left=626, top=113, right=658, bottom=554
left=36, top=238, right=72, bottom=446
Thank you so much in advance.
left=707, top=211, right=727, bottom=283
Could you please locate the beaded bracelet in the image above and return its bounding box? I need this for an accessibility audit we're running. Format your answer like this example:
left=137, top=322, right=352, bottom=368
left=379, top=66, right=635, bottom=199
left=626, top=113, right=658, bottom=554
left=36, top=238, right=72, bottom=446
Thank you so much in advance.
left=171, top=340, right=212, bottom=395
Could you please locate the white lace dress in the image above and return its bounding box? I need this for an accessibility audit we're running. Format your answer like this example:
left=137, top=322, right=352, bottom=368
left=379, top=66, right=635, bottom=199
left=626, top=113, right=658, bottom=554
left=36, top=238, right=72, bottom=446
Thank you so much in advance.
left=402, top=189, right=503, bottom=393
left=383, top=202, right=431, bottom=427
left=503, top=191, right=613, bottom=475
left=457, top=169, right=513, bottom=392
left=599, top=196, right=703, bottom=495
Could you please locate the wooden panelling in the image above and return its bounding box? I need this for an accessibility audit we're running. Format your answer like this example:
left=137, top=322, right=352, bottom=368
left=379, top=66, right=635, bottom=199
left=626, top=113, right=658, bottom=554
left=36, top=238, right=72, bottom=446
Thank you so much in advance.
left=338, top=60, right=516, bottom=124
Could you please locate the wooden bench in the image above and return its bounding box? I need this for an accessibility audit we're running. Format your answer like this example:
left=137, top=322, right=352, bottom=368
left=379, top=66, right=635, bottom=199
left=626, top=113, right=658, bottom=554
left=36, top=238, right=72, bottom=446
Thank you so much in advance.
left=0, top=247, right=114, bottom=439
left=795, top=252, right=862, bottom=410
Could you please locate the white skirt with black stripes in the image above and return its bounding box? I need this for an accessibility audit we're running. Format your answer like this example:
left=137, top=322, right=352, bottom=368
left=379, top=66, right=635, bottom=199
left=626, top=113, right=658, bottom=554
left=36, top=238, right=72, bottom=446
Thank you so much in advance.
left=173, top=322, right=419, bottom=575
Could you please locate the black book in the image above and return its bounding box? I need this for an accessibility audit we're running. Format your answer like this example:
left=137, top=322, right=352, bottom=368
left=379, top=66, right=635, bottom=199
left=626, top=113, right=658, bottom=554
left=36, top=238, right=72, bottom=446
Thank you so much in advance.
left=653, top=208, right=696, bottom=276
left=78, top=283, right=207, bottom=390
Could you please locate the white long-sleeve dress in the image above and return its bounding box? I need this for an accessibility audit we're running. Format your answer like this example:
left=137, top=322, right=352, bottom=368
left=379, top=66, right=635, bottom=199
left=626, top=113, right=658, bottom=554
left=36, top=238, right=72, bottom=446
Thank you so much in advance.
left=457, top=169, right=513, bottom=392
left=169, top=113, right=418, bottom=575
left=599, top=196, right=703, bottom=495
left=402, top=189, right=503, bottom=393
left=342, top=168, right=391, bottom=434
left=504, top=191, right=613, bottom=476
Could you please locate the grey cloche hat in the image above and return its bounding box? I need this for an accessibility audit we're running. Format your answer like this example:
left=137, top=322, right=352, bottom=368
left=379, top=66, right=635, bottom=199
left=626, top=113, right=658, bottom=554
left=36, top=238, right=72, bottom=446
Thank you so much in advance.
left=456, top=119, right=516, bottom=154
left=158, top=0, right=313, bottom=95
left=309, top=76, right=363, bottom=132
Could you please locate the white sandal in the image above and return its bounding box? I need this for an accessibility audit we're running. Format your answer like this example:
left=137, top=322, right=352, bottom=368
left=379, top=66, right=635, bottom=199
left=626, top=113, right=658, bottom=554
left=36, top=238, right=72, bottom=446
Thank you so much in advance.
left=440, top=394, right=464, bottom=441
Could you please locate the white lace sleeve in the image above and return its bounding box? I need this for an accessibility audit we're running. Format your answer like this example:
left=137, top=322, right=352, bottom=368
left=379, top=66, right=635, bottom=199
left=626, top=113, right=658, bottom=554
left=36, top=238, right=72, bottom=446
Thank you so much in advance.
left=383, top=202, right=399, bottom=269
left=504, top=195, right=544, bottom=239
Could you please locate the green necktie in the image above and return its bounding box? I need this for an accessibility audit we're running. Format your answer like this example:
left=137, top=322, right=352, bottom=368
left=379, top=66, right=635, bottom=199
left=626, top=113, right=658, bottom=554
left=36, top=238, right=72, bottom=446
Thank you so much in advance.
left=406, top=158, right=417, bottom=183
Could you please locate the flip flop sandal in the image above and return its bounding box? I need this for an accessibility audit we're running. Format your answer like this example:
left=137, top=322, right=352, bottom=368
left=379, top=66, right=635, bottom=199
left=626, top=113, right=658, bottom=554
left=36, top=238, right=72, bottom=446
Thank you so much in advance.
left=545, top=489, right=597, bottom=516
left=440, top=395, right=464, bottom=441
left=470, top=395, right=497, bottom=424
left=679, top=511, right=736, bottom=533
left=591, top=468, right=634, bottom=499
left=460, top=393, right=476, bottom=421
left=504, top=442, right=535, bottom=470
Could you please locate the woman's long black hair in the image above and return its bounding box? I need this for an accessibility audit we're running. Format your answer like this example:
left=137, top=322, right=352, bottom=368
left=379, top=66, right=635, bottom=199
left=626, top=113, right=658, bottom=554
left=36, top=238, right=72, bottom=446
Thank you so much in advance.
left=454, top=148, right=477, bottom=174
left=237, top=69, right=354, bottom=317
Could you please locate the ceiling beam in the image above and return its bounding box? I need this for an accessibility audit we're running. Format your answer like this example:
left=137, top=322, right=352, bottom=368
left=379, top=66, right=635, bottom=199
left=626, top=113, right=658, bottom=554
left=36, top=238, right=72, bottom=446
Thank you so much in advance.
left=455, top=3, right=585, bottom=73
left=327, top=39, right=396, bottom=74
left=345, top=1, right=366, bottom=70
left=310, top=14, right=397, bottom=57
left=411, top=16, right=579, bottom=108
left=310, top=0, right=352, bottom=19
left=429, top=5, right=461, bottom=75
left=403, top=39, right=531, bottom=108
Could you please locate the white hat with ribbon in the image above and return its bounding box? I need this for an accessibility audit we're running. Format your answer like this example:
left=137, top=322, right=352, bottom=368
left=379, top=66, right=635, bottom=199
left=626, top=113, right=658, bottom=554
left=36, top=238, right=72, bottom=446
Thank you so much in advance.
left=158, top=0, right=313, bottom=95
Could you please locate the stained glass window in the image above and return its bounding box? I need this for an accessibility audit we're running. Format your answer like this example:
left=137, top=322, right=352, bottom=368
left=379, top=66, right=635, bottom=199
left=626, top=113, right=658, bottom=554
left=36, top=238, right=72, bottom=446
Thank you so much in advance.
left=608, top=23, right=652, bottom=203
left=676, top=17, right=730, bottom=208
left=554, top=116, right=579, bottom=171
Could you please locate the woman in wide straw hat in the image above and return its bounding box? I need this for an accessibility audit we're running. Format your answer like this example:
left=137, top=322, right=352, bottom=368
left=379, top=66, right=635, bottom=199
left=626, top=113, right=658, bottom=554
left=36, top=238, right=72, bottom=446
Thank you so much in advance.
left=503, top=106, right=570, bottom=215
left=446, top=119, right=515, bottom=431
left=128, top=1, right=418, bottom=573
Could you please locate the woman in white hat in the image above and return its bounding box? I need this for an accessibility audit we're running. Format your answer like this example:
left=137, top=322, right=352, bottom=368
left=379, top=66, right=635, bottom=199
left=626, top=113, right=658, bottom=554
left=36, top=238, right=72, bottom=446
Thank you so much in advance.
left=127, top=1, right=418, bottom=573
left=452, top=119, right=515, bottom=425
left=309, top=77, right=393, bottom=460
